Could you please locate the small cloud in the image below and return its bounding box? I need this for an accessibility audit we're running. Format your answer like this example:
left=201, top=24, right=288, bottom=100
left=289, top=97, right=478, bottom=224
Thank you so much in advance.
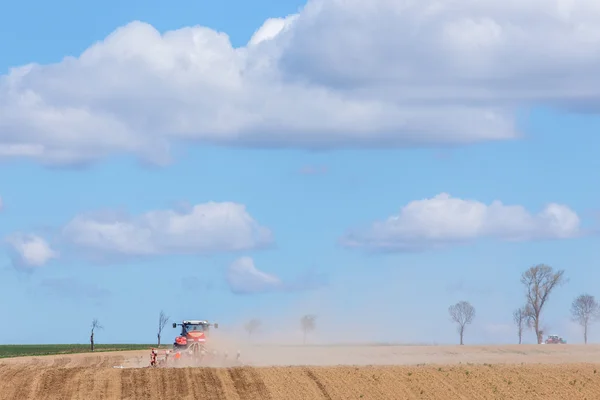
left=41, top=278, right=110, bottom=300
left=298, top=165, right=328, bottom=175
left=5, top=233, right=58, bottom=270
left=226, top=257, right=328, bottom=295
left=248, top=15, right=298, bottom=46
left=227, top=257, right=282, bottom=294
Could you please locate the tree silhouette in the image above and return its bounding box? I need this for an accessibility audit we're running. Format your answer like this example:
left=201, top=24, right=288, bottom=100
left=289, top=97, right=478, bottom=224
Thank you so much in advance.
left=570, top=294, right=600, bottom=344
left=521, top=264, right=566, bottom=343
left=244, top=318, right=261, bottom=339
left=157, top=310, right=169, bottom=347
left=448, top=301, right=475, bottom=345
left=513, top=307, right=526, bottom=344
left=300, top=314, right=316, bottom=344
left=90, top=318, right=103, bottom=351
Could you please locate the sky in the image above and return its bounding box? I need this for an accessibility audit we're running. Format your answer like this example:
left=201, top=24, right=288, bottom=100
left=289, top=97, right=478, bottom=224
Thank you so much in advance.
left=1, top=0, right=599, bottom=346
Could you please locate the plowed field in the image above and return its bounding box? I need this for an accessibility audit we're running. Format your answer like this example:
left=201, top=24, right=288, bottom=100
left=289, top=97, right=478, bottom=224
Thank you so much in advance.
left=2, top=345, right=600, bottom=399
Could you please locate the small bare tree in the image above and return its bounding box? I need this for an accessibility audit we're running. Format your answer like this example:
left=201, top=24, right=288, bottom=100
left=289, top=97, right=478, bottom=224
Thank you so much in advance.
left=157, top=310, right=169, bottom=347
left=520, top=264, right=566, bottom=343
left=513, top=307, right=526, bottom=344
left=244, top=318, right=261, bottom=339
left=448, top=301, right=475, bottom=345
left=90, top=318, right=103, bottom=351
left=570, top=294, right=600, bottom=344
left=300, top=314, right=316, bottom=344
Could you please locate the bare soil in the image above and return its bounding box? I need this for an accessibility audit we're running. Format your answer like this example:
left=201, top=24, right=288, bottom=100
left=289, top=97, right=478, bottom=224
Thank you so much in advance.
left=2, top=344, right=600, bottom=399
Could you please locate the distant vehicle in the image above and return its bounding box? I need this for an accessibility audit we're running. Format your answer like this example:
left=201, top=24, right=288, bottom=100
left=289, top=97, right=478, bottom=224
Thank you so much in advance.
left=544, top=334, right=567, bottom=344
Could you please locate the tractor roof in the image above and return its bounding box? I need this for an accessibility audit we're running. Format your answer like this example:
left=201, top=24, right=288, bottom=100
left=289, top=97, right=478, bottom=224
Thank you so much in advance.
left=182, top=320, right=209, bottom=325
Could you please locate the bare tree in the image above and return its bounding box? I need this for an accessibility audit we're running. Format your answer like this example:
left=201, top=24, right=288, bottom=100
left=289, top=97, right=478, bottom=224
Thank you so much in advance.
left=448, top=301, right=475, bottom=345
left=300, top=314, right=316, bottom=344
left=513, top=307, right=526, bottom=344
left=90, top=318, right=103, bottom=351
left=157, top=310, right=169, bottom=347
left=520, top=264, right=566, bottom=343
left=570, top=294, right=600, bottom=344
left=244, top=318, right=261, bottom=339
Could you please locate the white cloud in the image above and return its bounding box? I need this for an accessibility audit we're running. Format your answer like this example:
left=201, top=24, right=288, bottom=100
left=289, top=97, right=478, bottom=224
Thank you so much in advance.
left=342, top=193, right=581, bottom=251
left=226, top=256, right=328, bottom=294
left=10, top=0, right=600, bottom=164
left=279, top=0, right=600, bottom=95
left=5, top=233, right=59, bottom=269
left=248, top=15, right=298, bottom=46
left=61, top=202, right=273, bottom=257
left=226, top=257, right=283, bottom=294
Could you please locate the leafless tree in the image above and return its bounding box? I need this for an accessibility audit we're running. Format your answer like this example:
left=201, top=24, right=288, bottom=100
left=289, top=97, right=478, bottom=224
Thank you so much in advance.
left=513, top=307, right=526, bottom=344
left=157, top=310, right=169, bottom=347
left=570, top=294, right=600, bottom=344
left=300, top=314, right=316, bottom=344
left=90, top=318, right=103, bottom=351
left=244, top=318, right=261, bottom=339
left=448, top=301, right=475, bottom=345
left=520, top=264, right=566, bottom=343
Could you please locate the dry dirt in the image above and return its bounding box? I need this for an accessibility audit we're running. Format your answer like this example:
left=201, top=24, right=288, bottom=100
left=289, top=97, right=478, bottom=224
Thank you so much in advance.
left=2, top=344, right=600, bottom=399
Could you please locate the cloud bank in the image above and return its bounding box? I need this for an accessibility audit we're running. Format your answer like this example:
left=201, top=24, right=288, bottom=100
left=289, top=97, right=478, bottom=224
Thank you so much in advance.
left=61, top=202, right=273, bottom=258
left=3, top=201, right=273, bottom=268
left=5, top=0, right=600, bottom=165
left=342, top=193, right=581, bottom=251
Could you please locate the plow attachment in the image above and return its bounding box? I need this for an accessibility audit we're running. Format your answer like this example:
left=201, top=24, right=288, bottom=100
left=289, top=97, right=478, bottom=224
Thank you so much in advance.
left=149, top=346, right=241, bottom=368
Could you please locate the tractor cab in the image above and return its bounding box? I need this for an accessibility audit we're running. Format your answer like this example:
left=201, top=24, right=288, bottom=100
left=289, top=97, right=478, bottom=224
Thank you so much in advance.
left=181, top=322, right=205, bottom=335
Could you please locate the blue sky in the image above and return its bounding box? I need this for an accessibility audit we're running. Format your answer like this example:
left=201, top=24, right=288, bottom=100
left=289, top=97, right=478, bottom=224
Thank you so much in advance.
left=1, top=0, right=599, bottom=346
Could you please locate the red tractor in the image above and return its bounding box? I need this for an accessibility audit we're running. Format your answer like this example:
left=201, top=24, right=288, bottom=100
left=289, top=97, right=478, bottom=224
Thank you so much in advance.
left=149, top=319, right=241, bottom=367
left=172, top=319, right=219, bottom=362
left=544, top=334, right=567, bottom=344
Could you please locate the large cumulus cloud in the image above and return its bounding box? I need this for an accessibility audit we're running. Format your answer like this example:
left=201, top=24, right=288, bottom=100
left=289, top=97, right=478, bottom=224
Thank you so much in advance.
left=3, top=0, right=600, bottom=165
